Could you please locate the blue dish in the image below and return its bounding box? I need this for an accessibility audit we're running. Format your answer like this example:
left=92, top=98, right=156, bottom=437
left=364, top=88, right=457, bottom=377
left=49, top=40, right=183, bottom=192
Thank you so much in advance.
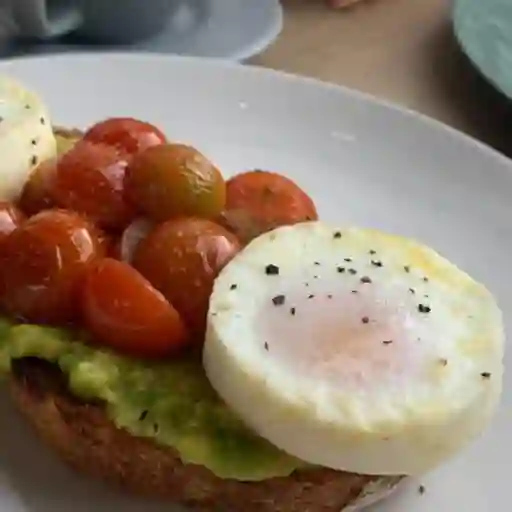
left=0, top=0, right=283, bottom=62
left=453, top=0, right=512, bottom=99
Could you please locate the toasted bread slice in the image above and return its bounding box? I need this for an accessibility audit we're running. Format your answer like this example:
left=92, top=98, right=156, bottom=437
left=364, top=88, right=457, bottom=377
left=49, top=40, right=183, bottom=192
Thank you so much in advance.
left=5, top=127, right=403, bottom=510
left=9, top=358, right=403, bottom=512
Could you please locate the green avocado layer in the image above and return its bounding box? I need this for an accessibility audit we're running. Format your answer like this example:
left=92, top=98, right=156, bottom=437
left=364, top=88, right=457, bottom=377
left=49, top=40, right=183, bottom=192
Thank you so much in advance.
left=0, top=320, right=305, bottom=480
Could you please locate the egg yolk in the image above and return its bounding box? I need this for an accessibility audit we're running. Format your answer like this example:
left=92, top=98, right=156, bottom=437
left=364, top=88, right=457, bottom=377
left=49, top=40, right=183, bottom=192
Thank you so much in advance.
left=258, top=280, right=430, bottom=392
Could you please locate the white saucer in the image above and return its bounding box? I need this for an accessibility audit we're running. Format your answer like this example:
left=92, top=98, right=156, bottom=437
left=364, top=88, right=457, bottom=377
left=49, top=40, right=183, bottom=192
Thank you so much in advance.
left=0, top=0, right=283, bottom=61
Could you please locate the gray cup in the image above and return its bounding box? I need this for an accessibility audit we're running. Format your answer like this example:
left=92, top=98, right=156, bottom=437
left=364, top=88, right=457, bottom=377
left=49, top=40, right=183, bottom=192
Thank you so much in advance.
left=7, top=0, right=178, bottom=43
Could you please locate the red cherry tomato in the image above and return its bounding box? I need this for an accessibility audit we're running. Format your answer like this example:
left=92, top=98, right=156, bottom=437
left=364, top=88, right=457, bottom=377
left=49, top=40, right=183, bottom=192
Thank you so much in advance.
left=221, top=170, right=318, bottom=243
left=133, top=217, right=241, bottom=337
left=0, top=210, right=105, bottom=324
left=108, top=236, right=123, bottom=260
left=51, top=141, right=135, bottom=230
left=82, top=258, right=189, bottom=358
left=19, top=159, right=58, bottom=216
left=83, top=118, right=167, bottom=155
left=0, top=202, right=24, bottom=243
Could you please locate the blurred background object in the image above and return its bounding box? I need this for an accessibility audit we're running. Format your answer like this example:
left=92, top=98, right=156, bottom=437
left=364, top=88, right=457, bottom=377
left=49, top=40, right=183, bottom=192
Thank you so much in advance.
left=327, top=0, right=368, bottom=8
left=0, top=0, right=283, bottom=60
left=254, top=0, right=512, bottom=159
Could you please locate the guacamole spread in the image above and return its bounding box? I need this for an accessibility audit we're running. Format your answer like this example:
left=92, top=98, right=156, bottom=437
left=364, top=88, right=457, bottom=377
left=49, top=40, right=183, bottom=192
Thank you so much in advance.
left=0, top=320, right=304, bottom=480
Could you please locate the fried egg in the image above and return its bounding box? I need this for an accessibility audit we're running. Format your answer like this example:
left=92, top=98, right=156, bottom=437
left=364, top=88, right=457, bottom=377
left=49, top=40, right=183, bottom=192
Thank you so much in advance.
left=204, top=222, right=504, bottom=476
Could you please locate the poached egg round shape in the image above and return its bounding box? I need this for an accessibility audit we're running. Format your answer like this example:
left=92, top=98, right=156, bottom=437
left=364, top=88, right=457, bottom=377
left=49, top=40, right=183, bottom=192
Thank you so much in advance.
left=204, top=222, right=504, bottom=476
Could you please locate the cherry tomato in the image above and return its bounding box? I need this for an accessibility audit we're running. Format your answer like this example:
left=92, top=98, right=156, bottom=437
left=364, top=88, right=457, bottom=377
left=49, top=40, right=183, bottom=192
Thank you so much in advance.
left=83, top=118, right=167, bottom=155
left=133, top=218, right=241, bottom=337
left=19, top=159, right=58, bottom=216
left=216, top=209, right=272, bottom=246
left=108, top=236, right=123, bottom=260
left=0, top=210, right=105, bottom=324
left=51, top=141, right=135, bottom=230
left=0, top=202, right=24, bottom=244
left=223, top=170, right=318, bottom=242
left=125, top=143, right=226, bottom=222
left=82, top=258, right=189, bottom=359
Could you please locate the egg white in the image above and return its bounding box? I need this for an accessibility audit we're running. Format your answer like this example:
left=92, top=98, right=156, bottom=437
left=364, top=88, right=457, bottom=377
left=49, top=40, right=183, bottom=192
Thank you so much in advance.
left=0, top=76, right=57, bottom=201
left=204, top=222, right=504, bottom=476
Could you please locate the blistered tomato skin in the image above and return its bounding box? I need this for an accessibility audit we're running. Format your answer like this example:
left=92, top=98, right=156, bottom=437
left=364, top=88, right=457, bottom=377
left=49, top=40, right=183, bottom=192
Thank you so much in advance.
left=0, top=209, right=105, bottom=324
left=82, top=258, right=189, bottom=358
left=133, top=217, right=241, bottom=337
left=221, top=170, right=318, bottom=243
left=125, top=143, right=226, bottom=222
left=0, top=201, right=25, bottom=243
left=83, top=118, right=167, bottom=155
left=51, top=141, right=135, bottom=231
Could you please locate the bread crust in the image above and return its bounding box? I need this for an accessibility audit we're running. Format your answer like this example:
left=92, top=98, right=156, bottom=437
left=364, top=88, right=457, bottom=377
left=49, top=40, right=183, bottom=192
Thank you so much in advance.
left=9, top=359, right=403, bottom=512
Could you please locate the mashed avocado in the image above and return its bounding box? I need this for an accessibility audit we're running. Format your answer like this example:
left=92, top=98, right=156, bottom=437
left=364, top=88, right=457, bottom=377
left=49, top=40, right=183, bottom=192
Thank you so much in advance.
left=0, top=320, right=304, bottom=480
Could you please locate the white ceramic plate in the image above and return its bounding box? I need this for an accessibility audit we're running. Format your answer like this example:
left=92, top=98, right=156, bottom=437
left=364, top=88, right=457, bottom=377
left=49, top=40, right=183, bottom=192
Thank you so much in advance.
left=0, top=53, right=510, bottom=512
left=0, top=0, right=283, bottom=62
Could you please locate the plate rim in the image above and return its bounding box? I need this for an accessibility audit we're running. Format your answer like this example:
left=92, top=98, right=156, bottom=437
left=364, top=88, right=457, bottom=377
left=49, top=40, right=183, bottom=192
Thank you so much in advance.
left=1, top=51, right=510, bottom=170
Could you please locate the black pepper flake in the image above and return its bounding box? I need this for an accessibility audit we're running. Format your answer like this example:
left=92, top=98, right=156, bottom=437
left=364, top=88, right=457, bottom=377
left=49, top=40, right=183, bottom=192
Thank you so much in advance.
left=327, top=294, right=332, bottom=299
left=404, top=265, right=410, bottom=273
left=0, top=116, right=3, bottom=122
left=344, top=257, right=352, bottom=262
left=304, top=282, right=310, bottom=287
left=360, top=276, right=372, bottom=284
left=230, top=284, right=237, bottom=290
left=264, top=342, right=269, bottom=351
left=439, top=358, right=448, bottom=366
left=308, top=294, right=315, bottom=299
left=138, top=410, right=148, bottom=421
left=30, top=155, right=38, bottom=166
left=423, top=277, right=429, bottom=282
left=481, top=372, right=491, bottom=379
left=351, top=290, right=358, bottom=294
left=40, top=117, right=45, bottom=125
left=272, top=295, right=286, bottom=306
left=31, top=138, right=37, bottom=145
left=314, top=261, right=320, bottom=266
left=333, top=231, right=342, bottom=239
left=313, top=275, right=319, bottom=279
left=25, top=104, right=31, bottom=109
left=361, top=316, right=369, bottom=324
left=369, top=249, right=376, bottom=255
left=382, top=340, right=393, bottom=345
left=371, top=260, right=383, bottom=267
left=265, top=264, right=279, bottom=275
left=153, top=423, right=159, bottom=433
left=348, top=268, right=357, bottom=275
left=409, top=288, right=415, bottom=294
left=337, top=266, right=345, bottom=273
left=418, top=304, right=431, bottom=314
left=418, top=485, right=426, bottom=495
left=290, top=307, right=296, bottom=316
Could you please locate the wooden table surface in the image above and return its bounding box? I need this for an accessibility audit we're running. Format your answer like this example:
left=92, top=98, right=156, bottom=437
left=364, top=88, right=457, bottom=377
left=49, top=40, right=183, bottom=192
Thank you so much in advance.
left=252, top=0, right=512, bottom=157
